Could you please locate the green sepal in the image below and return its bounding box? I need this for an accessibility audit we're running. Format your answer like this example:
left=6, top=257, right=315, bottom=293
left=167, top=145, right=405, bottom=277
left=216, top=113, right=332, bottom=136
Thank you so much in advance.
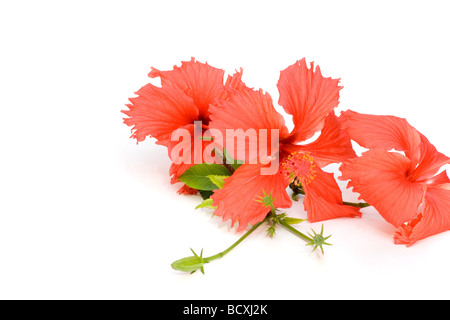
left=266, top=225, right=276, bottom=238
left=282, top=217, right=307, bottom=225
left=171, top=248, right=208, bottom=274
left=306, top=225, right=332, bottom=254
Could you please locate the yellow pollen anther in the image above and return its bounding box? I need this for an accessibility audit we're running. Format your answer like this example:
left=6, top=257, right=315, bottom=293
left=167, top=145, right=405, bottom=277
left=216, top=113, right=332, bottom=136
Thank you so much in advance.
left=281, top=151, right=317, bottom=186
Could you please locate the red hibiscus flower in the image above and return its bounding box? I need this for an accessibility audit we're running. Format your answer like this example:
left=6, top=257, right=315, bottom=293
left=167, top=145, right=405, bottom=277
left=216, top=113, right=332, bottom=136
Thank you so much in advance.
left=339, top=110, right=450, bottom=246
left=122, top=58, right=248, bottom=194
left=209, top=59, right=360, bottom=231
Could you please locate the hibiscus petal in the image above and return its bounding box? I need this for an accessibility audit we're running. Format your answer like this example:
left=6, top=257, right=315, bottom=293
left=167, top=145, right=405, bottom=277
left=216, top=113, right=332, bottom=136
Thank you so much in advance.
left=210, top=88, right=288, bottom=136
left=220, top=68, right=253, bottom=100
left=167, top=124, right=216, bottom=193
left=408, top=133, right=450, bottom=182
left=394, top=185, right=450, bottom=246
left=211, top=163, right=291, bottom=231
left=340, top=149, right=424, bottom=227
left=339, top=110, right=450, bottom=182
left=339, top=110, right=422, bottom=167
left=283, top=113, right=356, bottom=167
left=122, top=83, right=199, bottom=145
left=209, top=89, right=289, bottom=163
left=277, top=58, right=342, bottom=143
left=423, top=170, right=450, bottom=187
left=149, top=57, right=225, bottom=120
left=302, top=165, right=361, bottom=222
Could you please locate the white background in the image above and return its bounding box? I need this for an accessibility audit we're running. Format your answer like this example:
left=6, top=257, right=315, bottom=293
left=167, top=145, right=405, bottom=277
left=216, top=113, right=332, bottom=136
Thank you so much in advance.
left=1, top=0, right=450, bottom=300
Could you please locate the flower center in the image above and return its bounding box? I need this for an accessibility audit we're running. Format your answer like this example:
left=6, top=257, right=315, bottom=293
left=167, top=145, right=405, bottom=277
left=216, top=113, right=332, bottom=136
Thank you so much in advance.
left=281, top=151, right=317, bottom=186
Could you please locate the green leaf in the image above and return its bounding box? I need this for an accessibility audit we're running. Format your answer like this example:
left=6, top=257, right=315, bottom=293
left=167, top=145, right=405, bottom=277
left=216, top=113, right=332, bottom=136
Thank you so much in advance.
left=179, top=164, right=231, bottom=190
left=207, top=175, right=228, bottom=189
left=282, top=217, right=307, bottom=225
left=195, top=198, right=217, bottom=210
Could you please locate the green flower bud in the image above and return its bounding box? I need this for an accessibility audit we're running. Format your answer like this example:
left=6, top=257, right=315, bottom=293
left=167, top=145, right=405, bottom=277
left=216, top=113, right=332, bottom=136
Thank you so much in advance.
left=171, top=248, right=208, bottom=274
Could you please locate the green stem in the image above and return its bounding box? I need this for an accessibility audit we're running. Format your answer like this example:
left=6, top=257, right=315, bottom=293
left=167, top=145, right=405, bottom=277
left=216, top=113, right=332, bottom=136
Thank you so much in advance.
left=343, top=201, right=370, bottom=208
left=222, top=152, right=235, bottom=174
left=203, top=218, right=266, bottom=263
left=279, top=220, right=313, bottom=243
